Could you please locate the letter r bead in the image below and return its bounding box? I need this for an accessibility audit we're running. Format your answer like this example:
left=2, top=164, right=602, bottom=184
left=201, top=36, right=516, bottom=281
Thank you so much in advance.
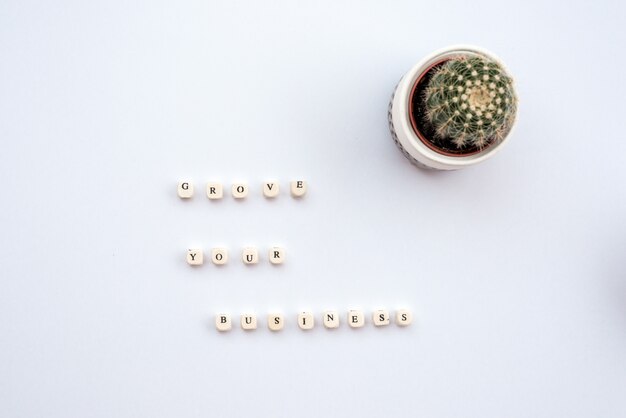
left=323, top=310, right=339, bottom=329
left=269, top=247, right=284, bottom=265
left=206, top=182, right=223, bottom=200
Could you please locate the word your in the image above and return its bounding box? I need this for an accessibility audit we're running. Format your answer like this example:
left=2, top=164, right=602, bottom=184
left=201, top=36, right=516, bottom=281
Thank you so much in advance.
left=215, top=309, right=413, bottom=331
left=187, top=247, right=285, bottom=266
left=177, top=180, right=307, bottom=199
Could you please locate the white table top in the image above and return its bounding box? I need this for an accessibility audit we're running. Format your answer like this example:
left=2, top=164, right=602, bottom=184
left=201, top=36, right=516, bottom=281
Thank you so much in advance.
left=1, top=1, right=625, bottom=417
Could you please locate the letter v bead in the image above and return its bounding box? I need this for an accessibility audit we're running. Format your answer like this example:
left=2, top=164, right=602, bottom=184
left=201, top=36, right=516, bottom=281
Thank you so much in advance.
left=263, top=181, right=279, bottom=198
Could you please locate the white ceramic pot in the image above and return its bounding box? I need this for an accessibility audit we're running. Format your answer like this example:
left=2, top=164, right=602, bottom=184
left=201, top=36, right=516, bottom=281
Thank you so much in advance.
left=388, top=45, right=518, bottom=170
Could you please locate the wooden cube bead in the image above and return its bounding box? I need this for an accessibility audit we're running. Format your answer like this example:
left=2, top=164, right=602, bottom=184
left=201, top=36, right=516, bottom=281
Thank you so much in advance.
left=186, top=249, right=203, bottom=265
left=290, top=180, right=307, bottom=197
left=215, top=313, right=232, bottom=331
left=347, top=309, right=365, bottom=328
left=177, top=181, right=193, bottom=198
left=206, top=182, right=223, bottom=200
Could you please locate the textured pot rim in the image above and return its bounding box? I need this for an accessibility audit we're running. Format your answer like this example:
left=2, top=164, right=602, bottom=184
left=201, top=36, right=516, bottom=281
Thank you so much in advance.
left=392, top=45, right=518, bottom=169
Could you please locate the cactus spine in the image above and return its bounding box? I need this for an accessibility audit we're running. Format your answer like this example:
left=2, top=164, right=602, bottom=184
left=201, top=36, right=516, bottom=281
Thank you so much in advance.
left=423, top=55, right=517, bottom=149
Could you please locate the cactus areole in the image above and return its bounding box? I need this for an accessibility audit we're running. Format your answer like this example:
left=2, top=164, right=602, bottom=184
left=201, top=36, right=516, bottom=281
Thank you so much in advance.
left=389, top=46, right=518, bottom=169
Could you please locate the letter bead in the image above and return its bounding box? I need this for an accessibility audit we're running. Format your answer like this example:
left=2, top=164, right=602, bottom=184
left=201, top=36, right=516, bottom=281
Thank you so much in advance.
left=396, top=309, right=413, bottom=326
left=372, top=309, right=390, bottom=326
left=241, top=314, right=257, bottom=330
left=206, top=182, right=223, bottom=200
left=269, top=247, right=285, bottom=265
left=177, top=181, right=193, bottom=198
left=323, top=310, right=339, bottom=329
left=298, top=311, right=314, bottom=330
left=211, top=248, right=228, bottom=265
left=232, top=182, right=248, bottom=199
left=267, top=313, right=284, bottom=331
left=290, top=180, right=307, bottom=197
left=242, top=247, right=259, bottom=264
left=348, top=309, right=365, bottom=328
left=186, top=249, right=203, bottom=265
left=215, top=313, right=232, bottom=331
left=263, top=181, right=279, bottom=198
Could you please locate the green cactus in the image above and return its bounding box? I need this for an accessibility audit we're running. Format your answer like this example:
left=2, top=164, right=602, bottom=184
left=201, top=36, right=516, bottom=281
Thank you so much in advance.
left=423, top=54, right=517, bottom=150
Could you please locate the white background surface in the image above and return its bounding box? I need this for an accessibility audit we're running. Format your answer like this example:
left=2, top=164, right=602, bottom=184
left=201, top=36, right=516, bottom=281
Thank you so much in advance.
left=1, top=1, right=625, bottom=417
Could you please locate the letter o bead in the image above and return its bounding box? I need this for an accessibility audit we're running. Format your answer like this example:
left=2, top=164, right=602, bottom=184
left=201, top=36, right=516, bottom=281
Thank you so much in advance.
left=232, top=183, right=248, bottom=199
left=211, top=248, right=228, bottom=265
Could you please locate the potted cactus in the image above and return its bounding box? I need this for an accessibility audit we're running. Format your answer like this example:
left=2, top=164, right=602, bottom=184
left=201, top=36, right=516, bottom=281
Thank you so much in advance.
left=389, top=46, right=518, bottom=170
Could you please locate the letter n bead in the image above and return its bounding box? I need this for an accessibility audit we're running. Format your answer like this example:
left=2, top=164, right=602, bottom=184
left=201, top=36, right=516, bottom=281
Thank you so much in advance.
left=323, top=310, right=339, bottom=329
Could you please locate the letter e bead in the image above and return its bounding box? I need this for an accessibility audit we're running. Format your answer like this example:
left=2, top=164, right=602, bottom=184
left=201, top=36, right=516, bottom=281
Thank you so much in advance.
left=290, top=180, right=307, bottom=197
left=348, top=309, right=365, bottom=328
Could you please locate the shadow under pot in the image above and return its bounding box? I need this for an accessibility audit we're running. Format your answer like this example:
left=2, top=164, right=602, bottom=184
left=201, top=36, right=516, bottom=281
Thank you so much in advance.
left=389, top=45, right=519, bottom=170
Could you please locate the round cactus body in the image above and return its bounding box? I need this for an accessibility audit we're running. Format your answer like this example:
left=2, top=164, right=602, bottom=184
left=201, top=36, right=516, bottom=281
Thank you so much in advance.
left=423, top=55, right=517, bottom=150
